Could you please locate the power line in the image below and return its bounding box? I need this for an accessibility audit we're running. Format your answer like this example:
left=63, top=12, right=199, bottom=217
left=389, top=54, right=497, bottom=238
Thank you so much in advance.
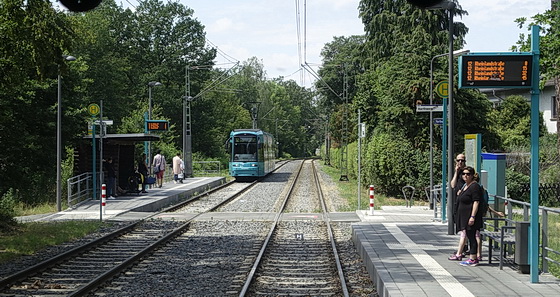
left=295, top=0, right=303, bottom=85
left=205, top=38, right=239, bottom=64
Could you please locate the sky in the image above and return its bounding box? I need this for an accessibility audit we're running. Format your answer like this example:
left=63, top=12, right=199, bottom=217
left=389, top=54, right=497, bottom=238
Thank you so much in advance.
left=120, top=0, right=551, bottom=87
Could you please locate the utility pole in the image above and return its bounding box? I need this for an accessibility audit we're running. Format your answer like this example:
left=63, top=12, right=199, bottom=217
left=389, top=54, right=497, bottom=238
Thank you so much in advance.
left=339, top=64, right=349, bottom=181
left=183, top=65, right=193, bottom=178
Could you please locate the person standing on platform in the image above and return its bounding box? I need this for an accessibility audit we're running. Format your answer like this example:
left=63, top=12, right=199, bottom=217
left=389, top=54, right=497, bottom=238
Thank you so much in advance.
left=457, top=166, right=483, bottom=267
left=448, top=154, right=505, bottom=262
left=172, top=153, right=184, bottom=184
left=104, top=157, right=117, bottom=199
left=137, top=153, right=149, bottom=193
left=449, top=154, right=468, bottom=260
left=152, top=149, right=166, bottom=188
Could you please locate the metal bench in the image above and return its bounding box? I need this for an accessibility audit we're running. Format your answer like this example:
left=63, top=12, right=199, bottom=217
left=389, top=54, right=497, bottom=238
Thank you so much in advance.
left=480, top=217, right=517, bottom=270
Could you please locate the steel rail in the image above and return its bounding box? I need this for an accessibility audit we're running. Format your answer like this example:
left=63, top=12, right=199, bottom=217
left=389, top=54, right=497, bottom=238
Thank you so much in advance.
left=238, top=159, right=306, bottom=297
left=0, top=222, right=139, bottom=289
left=312, top=159, right=350, bottom=297
left=72, top=177, right=270, bottom=296
left=0, top=174, right=268, bottom=295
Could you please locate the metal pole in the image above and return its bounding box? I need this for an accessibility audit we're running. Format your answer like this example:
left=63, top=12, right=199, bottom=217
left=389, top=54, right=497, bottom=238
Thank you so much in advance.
left=358, top=109, right=361, bottom=210
left=429, top=53, right=445, bottom=212
left=99, top=99, right=104, bottom=221
left=183, top=66, right=187, bottom=177
left=56, top=70, right=62, bottom=212
left=529, top=24, right=540, bottom=283
left=148, top=85, right=152, bottom=171
left=92, top=123, right=96, bottom=201
left=442, top=97, right=448, bottom=222
left=429, top=56, right=437, bottom=211
left=446, top=4, right=456, bottom=235
left=184, top=66, right=193, bottom=178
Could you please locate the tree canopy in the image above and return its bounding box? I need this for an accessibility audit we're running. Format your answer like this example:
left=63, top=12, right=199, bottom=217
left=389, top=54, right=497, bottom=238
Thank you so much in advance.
left=0, top=0, right=318, bottom=207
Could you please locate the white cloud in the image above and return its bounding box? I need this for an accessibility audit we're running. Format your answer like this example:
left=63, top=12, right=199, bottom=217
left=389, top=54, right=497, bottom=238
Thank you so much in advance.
left=461, top=1, right=550, bottom=52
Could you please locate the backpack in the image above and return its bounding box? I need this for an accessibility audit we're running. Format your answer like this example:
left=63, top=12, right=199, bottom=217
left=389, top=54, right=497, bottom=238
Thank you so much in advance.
left=478, top=184, right=489, bottom=216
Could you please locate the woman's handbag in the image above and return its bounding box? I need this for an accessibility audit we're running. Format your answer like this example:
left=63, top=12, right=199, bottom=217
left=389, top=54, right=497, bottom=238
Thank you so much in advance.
left=178, top=173, right=184, bottom=179
left=153, top=165, right=160, bottom=174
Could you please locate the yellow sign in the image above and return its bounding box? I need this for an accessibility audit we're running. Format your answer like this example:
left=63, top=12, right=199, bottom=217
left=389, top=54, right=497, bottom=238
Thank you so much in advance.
left=88, top=103, right=100, bottom=116
left=435, top=81, right=449, bottom=98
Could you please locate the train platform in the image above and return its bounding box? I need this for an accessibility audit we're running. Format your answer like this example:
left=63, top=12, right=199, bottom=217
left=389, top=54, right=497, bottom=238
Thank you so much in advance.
left=352, top=206, right=560, bottom=297
left=16, top=177, right=225, bottom=222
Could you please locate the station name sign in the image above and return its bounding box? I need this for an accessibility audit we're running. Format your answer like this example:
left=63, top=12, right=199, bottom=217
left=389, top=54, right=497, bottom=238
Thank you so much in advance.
left=459, top=54, right=532, bottom=88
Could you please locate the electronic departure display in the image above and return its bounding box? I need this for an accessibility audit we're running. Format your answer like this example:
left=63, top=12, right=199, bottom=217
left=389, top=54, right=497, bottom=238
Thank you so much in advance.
left=146, top=120, right=169, bottom=131
left=459, top=54, right=533, bottom=88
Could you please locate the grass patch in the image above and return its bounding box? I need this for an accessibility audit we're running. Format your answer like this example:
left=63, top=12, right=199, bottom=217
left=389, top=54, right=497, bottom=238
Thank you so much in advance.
left=543, top=212, right=560, bottom=278
left=318, top=163, right=425, bottom=211
left=0, top=221, right=106, bottom=263
left=13, top=202, right=59, bottom=217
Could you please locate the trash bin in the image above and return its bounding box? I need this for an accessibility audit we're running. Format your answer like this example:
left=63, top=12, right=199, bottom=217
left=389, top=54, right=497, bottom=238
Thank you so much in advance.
left=514, top=221, right=530, bottom=274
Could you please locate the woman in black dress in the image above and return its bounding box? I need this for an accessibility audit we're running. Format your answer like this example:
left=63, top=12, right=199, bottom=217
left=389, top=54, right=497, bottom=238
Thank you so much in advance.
left=456, top=166, right=483, bottom=266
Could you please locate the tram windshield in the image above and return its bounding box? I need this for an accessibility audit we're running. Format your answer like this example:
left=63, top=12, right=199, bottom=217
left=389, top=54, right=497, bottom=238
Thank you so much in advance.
left=233, top=136, right=257, bottom=162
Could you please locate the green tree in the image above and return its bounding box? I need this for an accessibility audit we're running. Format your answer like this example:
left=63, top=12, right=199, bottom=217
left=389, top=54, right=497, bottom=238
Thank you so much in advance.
left=0, top=0, right=75, bottom=205
left=488, top=95, right=546, bottom=149
left=514, top=1, right=560, bottom=155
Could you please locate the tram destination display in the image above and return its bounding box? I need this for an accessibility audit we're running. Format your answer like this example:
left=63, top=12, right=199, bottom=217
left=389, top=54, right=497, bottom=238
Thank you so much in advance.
left=146, top=120, right=169, bottom=131
left=459, top=54, right=532, bottom=88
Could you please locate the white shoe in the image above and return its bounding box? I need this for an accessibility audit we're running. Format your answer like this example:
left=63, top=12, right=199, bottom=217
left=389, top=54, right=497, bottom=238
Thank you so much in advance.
left=174, top=181, right=177, bottom=184
left=108, top=196, right=116, bottom=200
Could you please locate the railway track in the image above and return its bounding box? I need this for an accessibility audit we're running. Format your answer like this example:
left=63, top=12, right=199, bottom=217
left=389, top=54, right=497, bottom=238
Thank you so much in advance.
left=0, top=177, right=266, bottom=297
left=240, top=159, right=349, bottom=296
left=0, top=160, right=375, bottom=296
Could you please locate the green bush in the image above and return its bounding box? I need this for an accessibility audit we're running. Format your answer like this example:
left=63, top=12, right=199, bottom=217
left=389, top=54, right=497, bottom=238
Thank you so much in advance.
left=0, top=189, right=18, bottom=232
left=506, top=169, right=530, bottom=202
left=362, top=132, right=418, bottom=197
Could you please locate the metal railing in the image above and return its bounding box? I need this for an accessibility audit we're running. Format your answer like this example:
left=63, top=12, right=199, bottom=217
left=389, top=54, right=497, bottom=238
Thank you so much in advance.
left=491, top=194, right=560, bottom=274
left=67, top=172, right=94, bottom=208
left=67, top=162, right=222, bottom=207
left=193, top=161, right=221, bottom=175
left=428, top=187, right=560, bottom=274
left=428, top=185, right=443, bottom=220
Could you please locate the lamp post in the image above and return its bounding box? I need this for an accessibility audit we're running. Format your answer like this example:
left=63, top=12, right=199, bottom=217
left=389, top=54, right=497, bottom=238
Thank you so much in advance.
left=148, top=81, right=162, bottom=121
left=147, top=81, right=162, bottom=170
left=427, top=0, right=456, bottom=235
left=56, top=55, right=76, bottom=212
left=429, top=49, right=469, bottom=213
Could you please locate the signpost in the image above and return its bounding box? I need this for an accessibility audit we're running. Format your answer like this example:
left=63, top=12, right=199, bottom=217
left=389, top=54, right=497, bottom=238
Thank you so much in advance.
left=416, top=104, right=443, bottom=112
left=87, top=104, right=100, bottom=204
left=146, top=120, right=169, bottom=131
left=459, top=53, right=532, bottom=88
left=435, top=80, right=449, bottom=98
left=458, top=28, right=539, bottom=282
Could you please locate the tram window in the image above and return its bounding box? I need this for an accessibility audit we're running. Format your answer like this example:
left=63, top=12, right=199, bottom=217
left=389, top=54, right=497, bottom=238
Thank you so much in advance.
left=233, top=136, right=257, bottom=162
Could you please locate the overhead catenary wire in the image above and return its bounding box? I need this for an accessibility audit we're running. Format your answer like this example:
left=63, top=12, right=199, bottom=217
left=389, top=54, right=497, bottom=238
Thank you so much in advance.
left=302, top=62, right=342, bottom=99
left=191, top=62, right=241, bottom=100
left=295, top=0, right=304, bottom=86
left=205, top=38, right=239, bottom=64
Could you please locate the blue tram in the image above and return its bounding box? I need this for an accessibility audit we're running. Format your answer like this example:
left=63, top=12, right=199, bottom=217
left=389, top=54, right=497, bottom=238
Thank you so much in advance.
left=227, top=129, right=276, bottom=179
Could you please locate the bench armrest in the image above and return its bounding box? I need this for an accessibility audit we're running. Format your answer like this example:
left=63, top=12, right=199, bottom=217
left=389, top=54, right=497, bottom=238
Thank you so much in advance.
left=483, top=217, right=515, bottom=232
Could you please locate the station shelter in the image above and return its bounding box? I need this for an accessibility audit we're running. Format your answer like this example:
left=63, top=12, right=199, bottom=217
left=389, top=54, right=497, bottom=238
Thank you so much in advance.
left=77, top=133, right=160, bottom=190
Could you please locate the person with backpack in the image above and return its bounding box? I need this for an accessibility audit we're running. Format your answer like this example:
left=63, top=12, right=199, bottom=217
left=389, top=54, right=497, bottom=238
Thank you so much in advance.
left=152, top=149, right=166, bottom=188
left=449, top=155, right=505, bottom=263
left=455, top=166, right=484, bottom=266
left=448, top=154, right=470, bottom=261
